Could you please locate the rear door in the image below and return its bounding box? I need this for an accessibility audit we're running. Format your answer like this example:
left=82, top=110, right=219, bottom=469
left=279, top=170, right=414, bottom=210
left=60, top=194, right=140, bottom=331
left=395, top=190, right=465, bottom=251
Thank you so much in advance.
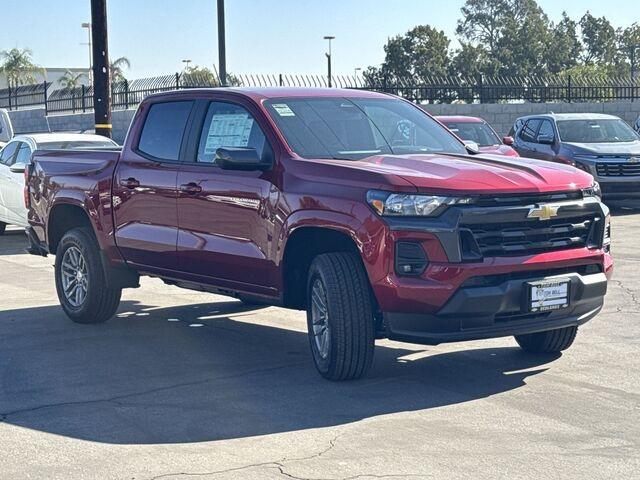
left=113, top=100, right=195, bottom=272
left=3, top=141, right=32, bottom=226
left=175, top=98, right=279, bottom=296
left=0, top=141, right=20, bottom=224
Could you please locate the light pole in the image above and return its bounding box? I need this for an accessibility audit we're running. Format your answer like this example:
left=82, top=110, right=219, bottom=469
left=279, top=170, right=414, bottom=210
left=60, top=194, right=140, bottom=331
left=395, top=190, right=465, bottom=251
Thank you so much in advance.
left=182, top=59, right=192, bottom=71
left=81, top=22, right=92, bottom=84
left=323, top=36, right=335, bottom=88
left=354, top=67, right=362, bottom=77
left=217, top=0, right=227, bottom=86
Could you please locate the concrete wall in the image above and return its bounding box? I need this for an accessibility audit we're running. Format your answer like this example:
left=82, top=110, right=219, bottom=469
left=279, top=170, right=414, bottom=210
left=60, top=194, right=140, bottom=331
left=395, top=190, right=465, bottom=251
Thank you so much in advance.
left=6, top=107, right=136, bottom=145
left=423, top=101, right=640, bottom=136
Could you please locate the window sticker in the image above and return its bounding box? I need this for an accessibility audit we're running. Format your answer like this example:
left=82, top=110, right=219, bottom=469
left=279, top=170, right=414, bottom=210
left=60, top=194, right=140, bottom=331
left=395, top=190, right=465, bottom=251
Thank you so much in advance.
left=272, top=103, right=296, bottom=117
left=204, top=113, right=254, bottom=154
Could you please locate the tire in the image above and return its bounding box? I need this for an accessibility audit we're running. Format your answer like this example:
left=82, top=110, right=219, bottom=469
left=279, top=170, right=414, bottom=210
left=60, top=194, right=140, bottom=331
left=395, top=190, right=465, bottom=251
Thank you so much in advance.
left=306, top=252, right=375, bottom=381
left=514, top=326, right=578, bottom=353
left=54, top=227, right=122, bottom=324
left=0, top=222, right=6, bottom=236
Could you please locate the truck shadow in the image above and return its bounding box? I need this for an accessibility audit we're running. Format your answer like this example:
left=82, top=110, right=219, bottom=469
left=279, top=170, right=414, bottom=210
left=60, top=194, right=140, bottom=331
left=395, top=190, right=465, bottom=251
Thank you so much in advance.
left=0, top=300, right=560, bottom=445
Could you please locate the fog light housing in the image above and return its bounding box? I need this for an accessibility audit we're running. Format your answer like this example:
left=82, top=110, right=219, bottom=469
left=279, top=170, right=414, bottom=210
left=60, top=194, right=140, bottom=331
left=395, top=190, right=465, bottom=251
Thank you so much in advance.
left=395, top=241, right=428, bottom=276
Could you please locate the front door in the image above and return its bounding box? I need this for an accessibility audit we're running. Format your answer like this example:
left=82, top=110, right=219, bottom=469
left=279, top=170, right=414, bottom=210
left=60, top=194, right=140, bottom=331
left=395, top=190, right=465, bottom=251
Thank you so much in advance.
left=113, top=100, right=195, bottom=272
left=0, top=141, right=20, bottom=225
left=3, top=142, right=32, bottom=226
left=176, top=100, right=279, bottom=296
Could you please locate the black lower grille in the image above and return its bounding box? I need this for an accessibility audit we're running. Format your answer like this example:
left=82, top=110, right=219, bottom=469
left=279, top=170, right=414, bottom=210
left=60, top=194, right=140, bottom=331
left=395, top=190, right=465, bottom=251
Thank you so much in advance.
left=463, top=215, right=598, bottom=257
left=596, top=162, right=640, bottom=177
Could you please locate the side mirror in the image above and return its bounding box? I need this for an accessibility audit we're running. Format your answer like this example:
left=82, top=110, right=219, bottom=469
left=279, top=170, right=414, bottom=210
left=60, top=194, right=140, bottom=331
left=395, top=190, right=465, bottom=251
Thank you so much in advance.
left=9, top=163, right=26, bottom=173
left=463, top=140, right=480, bottom=154
left=502, top=136, right=514, bottom=146
left=215, top=147, right=270, bottom=171
left=537, top=134, right=555, bottom=145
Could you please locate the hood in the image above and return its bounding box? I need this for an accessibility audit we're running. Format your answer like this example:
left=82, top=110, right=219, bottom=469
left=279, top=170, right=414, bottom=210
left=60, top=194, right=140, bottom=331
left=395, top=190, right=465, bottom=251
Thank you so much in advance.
left=479, top=144, right=519, bottom=157
left=564, top=141, right=640, bottom=156
left=349, top=153, right=593, bottom=194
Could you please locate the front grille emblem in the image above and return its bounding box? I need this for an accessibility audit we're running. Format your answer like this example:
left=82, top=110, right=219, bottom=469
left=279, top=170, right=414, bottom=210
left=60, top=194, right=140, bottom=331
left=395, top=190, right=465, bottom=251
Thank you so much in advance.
left=629, top=156, right=640, bottom=164
left=527, top=204, right=560, bottom=221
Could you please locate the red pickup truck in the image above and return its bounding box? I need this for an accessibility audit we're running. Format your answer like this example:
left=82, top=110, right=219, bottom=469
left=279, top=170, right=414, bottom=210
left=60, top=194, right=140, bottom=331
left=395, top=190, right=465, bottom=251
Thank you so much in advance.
left=26, top=88, right=612, bottom=380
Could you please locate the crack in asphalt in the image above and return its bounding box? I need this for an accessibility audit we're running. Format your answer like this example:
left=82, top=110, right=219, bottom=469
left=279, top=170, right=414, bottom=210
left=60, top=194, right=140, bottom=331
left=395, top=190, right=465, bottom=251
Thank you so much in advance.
left=610, top=278, right=640, bottom=313
left=0, top=361, right=306, bottom=419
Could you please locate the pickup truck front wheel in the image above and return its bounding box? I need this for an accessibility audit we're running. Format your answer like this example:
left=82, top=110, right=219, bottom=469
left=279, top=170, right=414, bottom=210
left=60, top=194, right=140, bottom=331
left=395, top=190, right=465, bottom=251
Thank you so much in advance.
left=55, top=227, right=122, bottom=324
left=515, top=326, right=578, bottom=353
left=306, top=252, right=375, bottom=381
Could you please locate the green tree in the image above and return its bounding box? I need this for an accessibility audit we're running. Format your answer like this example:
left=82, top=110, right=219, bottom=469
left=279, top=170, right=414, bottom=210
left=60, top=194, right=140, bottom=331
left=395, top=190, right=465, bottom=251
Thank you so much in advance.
left=617, top=23, right=640, bottom=77
left=109, top=56, right=131, bottom=83
left=367, top=25, right=451, bottom=81
left=0, top=48, right=41, bottom=88
left=494, top=0, right=551, bottom=76
left=456, top=0, right=511, bottom=56
left=547, top=12, right=582, bottom=73
left=449, top=42, right=494, bottom=78
left=180, top=65, right=240, bottom=87
left=58, top=70, right=87, bottom=90
left=580, top=12, right=617, bottom=65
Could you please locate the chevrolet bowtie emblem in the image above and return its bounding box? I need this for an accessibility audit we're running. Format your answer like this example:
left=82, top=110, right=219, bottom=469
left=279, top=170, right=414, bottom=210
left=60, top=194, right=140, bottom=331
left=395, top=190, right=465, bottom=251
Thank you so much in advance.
left=629, top=156, right=640, bottom=164
left=527, top=204, right=560, bottom=221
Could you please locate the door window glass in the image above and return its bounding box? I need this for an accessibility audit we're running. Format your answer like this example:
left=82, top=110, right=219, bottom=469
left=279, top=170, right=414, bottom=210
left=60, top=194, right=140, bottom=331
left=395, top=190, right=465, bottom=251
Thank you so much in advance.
left=138, top=101, right=194, bottom=161
left=536, top=120, right=554, bottom=142
left=0, top=142, right=19, bottom=165
left=519, top=119, right=542, bottom=142
left=196, top=102, right=267, bottom=164
left=14, top=143, right=32, bottom=165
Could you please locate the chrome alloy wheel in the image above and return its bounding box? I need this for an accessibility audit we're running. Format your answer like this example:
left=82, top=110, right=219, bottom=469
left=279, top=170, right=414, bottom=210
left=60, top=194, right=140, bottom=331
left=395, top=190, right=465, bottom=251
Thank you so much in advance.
left=60, top=246, right=88, bottom=307
left=311, top=278, right=331, bottom=359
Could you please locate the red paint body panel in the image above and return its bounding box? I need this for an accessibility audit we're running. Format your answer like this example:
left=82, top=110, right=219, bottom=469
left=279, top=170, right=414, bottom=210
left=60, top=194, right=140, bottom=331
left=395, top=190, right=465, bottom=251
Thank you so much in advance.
left=28, top=88, right=611, bottom=320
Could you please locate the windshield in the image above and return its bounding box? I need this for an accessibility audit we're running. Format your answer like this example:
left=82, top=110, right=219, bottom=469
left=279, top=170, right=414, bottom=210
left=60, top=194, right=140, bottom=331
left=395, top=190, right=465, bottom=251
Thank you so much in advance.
left=264, top=97, right=466, bottom=160
left=441, top=121, right=500, bottom=147
left=557, top=119, right=640, bottom=144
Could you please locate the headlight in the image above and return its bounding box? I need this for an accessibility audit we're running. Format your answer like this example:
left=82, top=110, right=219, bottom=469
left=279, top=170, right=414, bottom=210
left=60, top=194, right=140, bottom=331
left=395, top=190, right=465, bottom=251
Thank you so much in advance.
left=582, top=182, right=601, bottom=200
left=367, top=190, right=473, bottom=217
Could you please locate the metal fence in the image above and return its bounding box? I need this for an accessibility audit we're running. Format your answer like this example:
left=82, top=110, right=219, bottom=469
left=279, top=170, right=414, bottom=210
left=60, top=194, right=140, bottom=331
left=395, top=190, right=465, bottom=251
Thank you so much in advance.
left=1, top=72, right=639, bottom=114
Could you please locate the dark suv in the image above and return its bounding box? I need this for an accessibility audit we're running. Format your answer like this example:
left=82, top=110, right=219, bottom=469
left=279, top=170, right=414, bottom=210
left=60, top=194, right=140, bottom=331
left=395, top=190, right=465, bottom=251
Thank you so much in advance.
left=511, top=113, right=640, bottom=203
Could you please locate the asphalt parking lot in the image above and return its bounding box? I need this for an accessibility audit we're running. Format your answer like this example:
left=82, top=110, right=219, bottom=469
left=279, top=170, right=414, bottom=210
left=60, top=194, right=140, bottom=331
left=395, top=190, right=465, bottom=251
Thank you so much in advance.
left=0, top=213, right=638, bottom=480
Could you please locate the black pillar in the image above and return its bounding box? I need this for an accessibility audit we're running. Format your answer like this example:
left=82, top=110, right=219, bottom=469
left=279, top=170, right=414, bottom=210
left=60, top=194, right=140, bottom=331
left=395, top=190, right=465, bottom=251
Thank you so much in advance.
left=217, top=0, right=227, bottom=87
left=91, top=0, right=111, bottom=138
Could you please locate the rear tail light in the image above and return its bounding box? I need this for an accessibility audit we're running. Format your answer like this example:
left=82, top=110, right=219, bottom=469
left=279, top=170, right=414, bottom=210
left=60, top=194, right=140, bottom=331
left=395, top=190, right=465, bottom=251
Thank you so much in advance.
left=23, top=164, right=31, bottom=209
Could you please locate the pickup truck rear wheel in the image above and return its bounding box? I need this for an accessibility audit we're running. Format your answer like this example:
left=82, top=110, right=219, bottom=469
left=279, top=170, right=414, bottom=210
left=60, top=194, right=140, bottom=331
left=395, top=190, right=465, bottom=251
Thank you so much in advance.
left=306, top=252, right=375, bottom=381
left=514, top=326, right=578, bottom=353
left=55, top=227, right=122, bottom=324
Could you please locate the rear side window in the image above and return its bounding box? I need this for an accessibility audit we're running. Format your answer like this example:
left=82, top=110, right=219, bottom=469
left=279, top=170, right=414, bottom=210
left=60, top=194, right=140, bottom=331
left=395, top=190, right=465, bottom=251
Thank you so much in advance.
left=138, top=101, right=193, bottom=161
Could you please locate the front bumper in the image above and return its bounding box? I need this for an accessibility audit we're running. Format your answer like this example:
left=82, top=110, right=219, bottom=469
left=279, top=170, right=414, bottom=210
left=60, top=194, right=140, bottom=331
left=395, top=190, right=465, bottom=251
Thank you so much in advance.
left=384, top=270, right=606, bottom=345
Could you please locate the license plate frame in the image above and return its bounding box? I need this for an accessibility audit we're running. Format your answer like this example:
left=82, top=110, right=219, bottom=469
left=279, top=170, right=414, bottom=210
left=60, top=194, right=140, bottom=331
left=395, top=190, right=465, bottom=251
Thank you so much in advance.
left=527, top=279, right=571, bottom=313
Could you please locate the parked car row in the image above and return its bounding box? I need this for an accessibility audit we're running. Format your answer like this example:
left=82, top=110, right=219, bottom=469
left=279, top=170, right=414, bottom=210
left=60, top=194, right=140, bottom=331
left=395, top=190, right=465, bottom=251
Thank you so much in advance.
left=437, top=112, right=640, bottom=205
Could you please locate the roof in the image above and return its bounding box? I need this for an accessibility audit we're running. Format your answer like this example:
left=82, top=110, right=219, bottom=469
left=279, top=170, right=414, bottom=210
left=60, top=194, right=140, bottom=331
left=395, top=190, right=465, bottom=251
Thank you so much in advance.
left=146, top=87, right=391, bottom=101
left=434, top=115, right=486, bottom=123
left=13, top=133, right=117, bottom=146
left=517, top=113, right=623, bottom=122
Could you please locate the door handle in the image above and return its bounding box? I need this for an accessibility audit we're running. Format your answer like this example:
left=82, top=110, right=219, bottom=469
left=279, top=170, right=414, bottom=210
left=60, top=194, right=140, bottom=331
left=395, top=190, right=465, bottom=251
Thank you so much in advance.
left=180, top=182, right=203, bottom=194
left=120, top=177, right=140, bottom=189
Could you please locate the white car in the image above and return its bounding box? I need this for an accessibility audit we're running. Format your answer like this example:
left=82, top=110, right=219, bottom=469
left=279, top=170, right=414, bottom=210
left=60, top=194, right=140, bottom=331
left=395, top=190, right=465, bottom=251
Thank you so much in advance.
left=0, top=133, right=118, bottom=233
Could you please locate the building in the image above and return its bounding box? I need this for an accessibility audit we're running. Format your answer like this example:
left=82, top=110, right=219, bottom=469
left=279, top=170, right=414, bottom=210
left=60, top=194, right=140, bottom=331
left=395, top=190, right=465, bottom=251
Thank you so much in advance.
left=0, top=67, right=91, bottom=89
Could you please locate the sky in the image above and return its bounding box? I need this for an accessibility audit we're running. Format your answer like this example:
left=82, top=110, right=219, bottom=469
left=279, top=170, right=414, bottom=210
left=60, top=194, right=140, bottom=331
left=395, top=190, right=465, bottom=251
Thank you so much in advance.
left=0, top=0, right=638, bottom=79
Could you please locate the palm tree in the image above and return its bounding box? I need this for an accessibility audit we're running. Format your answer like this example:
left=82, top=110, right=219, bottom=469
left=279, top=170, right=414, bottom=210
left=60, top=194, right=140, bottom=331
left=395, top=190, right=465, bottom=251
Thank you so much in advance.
left=109, top=56, right=131, bottom=83
left=0, top=48, right=41, bottom=88
left=58, top=70, right=87, bottom=90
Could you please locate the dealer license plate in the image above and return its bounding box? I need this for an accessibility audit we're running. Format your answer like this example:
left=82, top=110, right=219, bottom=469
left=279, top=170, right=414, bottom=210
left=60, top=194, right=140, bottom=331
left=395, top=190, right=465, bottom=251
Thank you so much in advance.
left=528, top=279, right=570, bottom=312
